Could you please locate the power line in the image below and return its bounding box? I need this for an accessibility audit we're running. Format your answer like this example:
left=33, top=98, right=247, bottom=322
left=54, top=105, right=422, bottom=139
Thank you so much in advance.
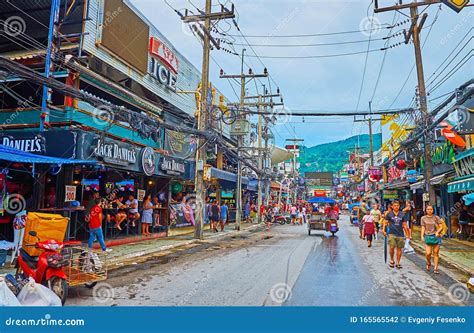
left=225, top=35, right=400, bottom=48
left=245, top=49, right=384, bottom=59
left=220, top=24, right=405, bottom=38
left=385, top=6, right=440, bottom=110
left=355, top=1, right=376, bottom=113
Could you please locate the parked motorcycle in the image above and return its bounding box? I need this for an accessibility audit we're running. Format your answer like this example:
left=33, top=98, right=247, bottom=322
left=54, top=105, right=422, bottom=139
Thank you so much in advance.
left=16, top=231, right=69, bottom=304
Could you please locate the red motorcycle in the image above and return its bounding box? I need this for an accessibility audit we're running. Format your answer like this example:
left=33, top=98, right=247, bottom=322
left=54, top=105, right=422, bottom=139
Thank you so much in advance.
left=16, top=231, right=73, bottom=304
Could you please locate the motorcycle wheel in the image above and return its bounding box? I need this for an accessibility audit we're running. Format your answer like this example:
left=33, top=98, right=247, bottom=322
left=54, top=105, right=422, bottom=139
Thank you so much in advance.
left=47, top=276, right=68, bottom=305
left=308, top=230, right=311, bottom=235
left=279, top=219, right=285, bottom=225
left=331, top=231, right=335, bottom=236
left=285, top=219, right=291, bottom=224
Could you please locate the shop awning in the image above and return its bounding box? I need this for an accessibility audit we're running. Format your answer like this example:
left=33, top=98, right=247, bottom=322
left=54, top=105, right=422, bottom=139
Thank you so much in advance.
left=0, top=144, right=96, bottom=165
left=410, top=173, right=452, bottom=190
left=210, top=167, right=237, bottom=182
left=453, top=148, right=474, bottom=162
left=447, top=176, right=474, bottom=193
left=462, top=192, right=474, bottom=206
left=383, top=180, right=409, bottom=190
left=410, top=180, right=425, bottom=191
left=271, top=146, right=294, bottom=165
left=246, top=180, right=258, bottom=191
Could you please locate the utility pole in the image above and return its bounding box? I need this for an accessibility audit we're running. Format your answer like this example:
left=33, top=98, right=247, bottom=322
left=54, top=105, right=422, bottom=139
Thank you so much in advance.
left=182, top=1, right=235, bottom=239
left=220, top=60, right=268, bottom=230
left=40, top=0, right=61, bottom=131
left=368, top=101, right=374, bottom=167
left=238, top=93, right=283, bottom=223
left=374, top=0, right=436, bottom=205
left=285, top=137, right=304, bottom=203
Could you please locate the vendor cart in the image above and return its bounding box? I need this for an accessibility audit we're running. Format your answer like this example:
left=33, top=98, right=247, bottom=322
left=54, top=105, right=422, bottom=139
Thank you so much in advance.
left=308, top=213, right=328, bottom=235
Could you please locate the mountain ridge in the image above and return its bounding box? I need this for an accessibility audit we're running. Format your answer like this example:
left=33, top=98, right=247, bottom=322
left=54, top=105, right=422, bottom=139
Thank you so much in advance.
left=298, top=133, right=382, bottom=174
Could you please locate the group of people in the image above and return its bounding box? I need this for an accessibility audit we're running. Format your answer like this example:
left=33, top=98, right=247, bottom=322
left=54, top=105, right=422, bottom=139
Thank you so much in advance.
left=84, top=191, right=166, bottom=252
left=357, top=199, right=446, bottom=274
left=205, top=199, right=229, bottom=233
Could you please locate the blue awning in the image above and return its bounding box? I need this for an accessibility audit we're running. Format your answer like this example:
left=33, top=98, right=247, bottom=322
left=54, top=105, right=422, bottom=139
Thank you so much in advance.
left=308, top=197, right=336, bottom=204
left=0, top=144, right=96, bottom=165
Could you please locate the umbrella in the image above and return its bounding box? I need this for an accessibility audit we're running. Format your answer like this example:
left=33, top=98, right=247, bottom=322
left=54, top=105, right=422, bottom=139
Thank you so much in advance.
left=307, top=197, right=336, bottom=204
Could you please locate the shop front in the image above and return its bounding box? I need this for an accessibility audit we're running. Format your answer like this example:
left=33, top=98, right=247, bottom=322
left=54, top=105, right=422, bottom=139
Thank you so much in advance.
left=0, top=130, right=96, bottom=241
left=158, top=155, right=195, bottom=229
left=447, top=148, right=474, bottom=239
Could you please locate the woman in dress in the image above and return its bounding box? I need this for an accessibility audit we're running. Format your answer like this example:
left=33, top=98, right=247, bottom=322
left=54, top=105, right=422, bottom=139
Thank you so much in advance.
left=141, top=194, right=154, bottom=236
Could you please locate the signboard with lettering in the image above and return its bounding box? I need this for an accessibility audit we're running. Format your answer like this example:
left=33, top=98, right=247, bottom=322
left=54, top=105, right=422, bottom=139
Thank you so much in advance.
left=149, top=37, right=178, bottom=91
left=92, top=139, right=138, bottom=166
left=65, top=185, right=76, bottom=202
left=159, top=156, right=186, bottom=176
left=149, top=37, right=179, bottom=73
left=137, top=189, right=146, bottom=202
left=0, top=131, right=77, bottom=158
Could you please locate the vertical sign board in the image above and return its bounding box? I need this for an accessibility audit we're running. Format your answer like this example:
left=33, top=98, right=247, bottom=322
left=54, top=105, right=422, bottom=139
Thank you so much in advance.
left=137, top=189, right=146, bottom=202
left=65, top=186, right=76, bottom=202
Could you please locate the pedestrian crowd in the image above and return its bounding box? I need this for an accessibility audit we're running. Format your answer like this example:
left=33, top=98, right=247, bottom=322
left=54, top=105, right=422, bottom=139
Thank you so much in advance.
left=356, top=198, right=447, bottom=274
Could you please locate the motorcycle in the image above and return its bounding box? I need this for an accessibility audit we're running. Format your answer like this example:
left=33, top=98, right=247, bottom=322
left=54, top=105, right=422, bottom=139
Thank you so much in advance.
left=16, top=231, right=71, bottom=304
left=328, top=219, right=339, bottom=236
left=272, top=214, right=291, bottom=225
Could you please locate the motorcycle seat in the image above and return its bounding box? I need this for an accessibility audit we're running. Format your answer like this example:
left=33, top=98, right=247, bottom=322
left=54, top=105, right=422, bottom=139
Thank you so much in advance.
left=19, top=248, right=38, bottom=268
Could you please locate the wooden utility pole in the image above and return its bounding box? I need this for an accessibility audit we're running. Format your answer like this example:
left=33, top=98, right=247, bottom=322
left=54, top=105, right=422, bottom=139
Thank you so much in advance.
left=374, top=0, right=439, bottom=205
left=219, top=60, right=268, bottom=230
left=182, top=1, right=235, bottom=239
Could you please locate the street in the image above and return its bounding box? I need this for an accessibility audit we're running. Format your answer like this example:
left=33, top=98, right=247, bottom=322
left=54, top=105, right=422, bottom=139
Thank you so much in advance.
left=67, top=215, right=470, bottom=306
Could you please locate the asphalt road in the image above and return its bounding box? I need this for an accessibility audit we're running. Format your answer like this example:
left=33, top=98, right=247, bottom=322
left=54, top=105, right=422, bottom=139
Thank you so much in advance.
left=67, top=215, right=471, bottom=306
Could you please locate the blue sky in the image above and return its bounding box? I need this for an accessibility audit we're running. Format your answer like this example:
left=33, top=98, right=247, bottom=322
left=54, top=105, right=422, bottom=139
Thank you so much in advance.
left=131, top=0, right=473, bottom=147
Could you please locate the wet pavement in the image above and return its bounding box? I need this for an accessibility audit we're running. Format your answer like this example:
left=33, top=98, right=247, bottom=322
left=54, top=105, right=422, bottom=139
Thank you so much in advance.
left=66, top=216, right=472, bottom=306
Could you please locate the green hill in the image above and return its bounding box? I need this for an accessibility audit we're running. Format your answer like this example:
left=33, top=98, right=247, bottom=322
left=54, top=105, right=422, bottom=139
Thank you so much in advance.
left=298, top=134, right=382, bottom=174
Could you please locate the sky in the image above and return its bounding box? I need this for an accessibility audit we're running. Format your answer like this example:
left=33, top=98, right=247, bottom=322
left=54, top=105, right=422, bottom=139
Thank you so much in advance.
left=131, top=0, right=473, bottom=148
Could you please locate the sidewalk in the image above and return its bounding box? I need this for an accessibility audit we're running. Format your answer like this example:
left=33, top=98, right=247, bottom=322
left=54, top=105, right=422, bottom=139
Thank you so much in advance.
left=410, top=226, right=474, bottom=278
left=0, top=222, right=262, bottom=275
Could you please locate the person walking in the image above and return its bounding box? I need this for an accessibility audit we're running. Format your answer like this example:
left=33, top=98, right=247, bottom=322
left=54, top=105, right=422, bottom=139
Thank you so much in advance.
left=210, top=201, right=220, bottom=232
left=370, top=203, right=382, bottom=239
left=88, top=198, right=110, bottom=252
left=297, top=206, right=304, bottom=225
left=244, top=201, right=251, bottom=223
left=382, top=200, right=409, bottom=269
left=141, top=194, right=153, bottom=236
left=220, top=201, right=228, bottom=232
left=362, top=210, right=376, bottom=248
left=290, top=204, right=297, bottom=224
left=358, top=202, right=368, bottom=239
left=420, top=205, right=444, bottom=274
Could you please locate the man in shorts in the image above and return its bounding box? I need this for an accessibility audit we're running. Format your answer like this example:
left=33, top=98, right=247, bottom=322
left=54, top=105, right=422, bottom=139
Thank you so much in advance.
left=383, top=200, right=409, bottom=269
left=358, top=202, right=367, bottom=239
